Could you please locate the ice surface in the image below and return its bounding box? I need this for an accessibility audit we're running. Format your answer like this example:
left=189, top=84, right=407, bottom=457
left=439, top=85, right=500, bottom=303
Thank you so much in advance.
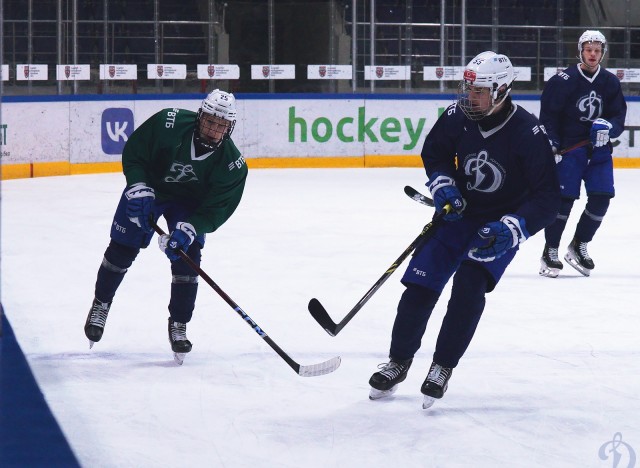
left=2, top=168, right=639, bottom=467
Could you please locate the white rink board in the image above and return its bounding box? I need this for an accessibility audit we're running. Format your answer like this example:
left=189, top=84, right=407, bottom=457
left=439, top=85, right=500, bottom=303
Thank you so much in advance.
left=1, top=96, right=639, bottom=165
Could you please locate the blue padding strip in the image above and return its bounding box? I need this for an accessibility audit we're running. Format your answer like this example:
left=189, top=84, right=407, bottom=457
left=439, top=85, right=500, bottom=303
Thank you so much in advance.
left=0, top=308, right=80, bottom=467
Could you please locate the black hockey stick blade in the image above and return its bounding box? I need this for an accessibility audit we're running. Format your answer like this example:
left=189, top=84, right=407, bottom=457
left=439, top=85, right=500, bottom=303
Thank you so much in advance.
left=308, top=298, right=340, bottom=336
left=307, top=206, right=449, bottom=337
left=404, top=186, right=434, bottom=207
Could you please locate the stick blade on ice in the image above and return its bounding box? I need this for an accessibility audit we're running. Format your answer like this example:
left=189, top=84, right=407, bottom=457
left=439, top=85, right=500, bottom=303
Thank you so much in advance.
left=308, top=298, right=339, bottom=336
left=297, top=356, right=342, bottom=377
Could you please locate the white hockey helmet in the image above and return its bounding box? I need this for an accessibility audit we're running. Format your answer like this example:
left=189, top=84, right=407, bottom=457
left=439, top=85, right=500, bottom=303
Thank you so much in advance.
left=201, top=89, right=237, bottom=122
left=195, top=89, right=237, bottom=151
left=578, top=30, right=607, bottom=66
left=457, top=51, right=515, bottom=121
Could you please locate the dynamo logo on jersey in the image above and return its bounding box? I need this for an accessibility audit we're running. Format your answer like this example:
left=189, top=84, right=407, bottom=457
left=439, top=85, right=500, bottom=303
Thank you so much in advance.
left=577, top=90, right=603, bottom=123
left=463, top=150, right=505, bottom=193
left=102, top=108, right=134, bottom=154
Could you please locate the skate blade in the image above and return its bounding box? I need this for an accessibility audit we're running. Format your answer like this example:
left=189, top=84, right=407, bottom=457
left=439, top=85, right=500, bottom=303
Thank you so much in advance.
left=369, top=385, right=398, bottom=400
left=539, top=266, right=560, bottom=278
left=539, top=259, right=561, bottom=278
left=422, top=395, right=436, bottom=409
left=564, top=253, right=591, bottom=277
left=173, top=353, right=186, bottom=365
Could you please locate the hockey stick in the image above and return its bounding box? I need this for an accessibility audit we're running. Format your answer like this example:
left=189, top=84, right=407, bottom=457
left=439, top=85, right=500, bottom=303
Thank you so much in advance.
left=152, top=223, right=341, bottom=377
left=308, top=205, right=451, bottom=336
left=559, top=139, right=591, bottom=155
left=404, top=185, right=434, bottom=207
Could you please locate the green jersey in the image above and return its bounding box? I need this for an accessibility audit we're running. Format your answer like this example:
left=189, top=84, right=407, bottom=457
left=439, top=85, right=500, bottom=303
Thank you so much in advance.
left=122, top=107, right=247, bottom=235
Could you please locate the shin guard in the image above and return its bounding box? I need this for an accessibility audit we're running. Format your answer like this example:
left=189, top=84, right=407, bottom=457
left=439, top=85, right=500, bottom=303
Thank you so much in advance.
left=574, top=194, right=610, bottom=243
left=168, top=243, right=202, bottom=323
left=390, top=284, right=441, bottom=361
left=544, top=197, right=575, bottom=248
left=95, top=240, right=140, bottom=303
left=433, top=262, right=489, bottom=368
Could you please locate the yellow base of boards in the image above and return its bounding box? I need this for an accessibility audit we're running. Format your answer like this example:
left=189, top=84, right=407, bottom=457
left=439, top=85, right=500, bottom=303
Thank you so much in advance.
left=2, top=155, right=639, bottom=180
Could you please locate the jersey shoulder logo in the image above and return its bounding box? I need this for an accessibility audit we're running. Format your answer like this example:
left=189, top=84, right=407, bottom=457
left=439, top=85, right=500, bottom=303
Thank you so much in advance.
left=532, top=124, right=548, bottom=136
left=228, top=154, right=246, bottom=171
left=463, top=150, right=505, bottom=193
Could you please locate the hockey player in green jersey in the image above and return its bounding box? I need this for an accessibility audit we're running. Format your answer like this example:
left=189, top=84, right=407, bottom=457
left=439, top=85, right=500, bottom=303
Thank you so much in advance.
left=84, top=89, right=247, bottom=363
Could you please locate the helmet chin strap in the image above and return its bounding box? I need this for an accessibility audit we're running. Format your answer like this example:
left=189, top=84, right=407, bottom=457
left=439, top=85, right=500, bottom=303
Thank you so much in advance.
left=193, top=131, right=223, bottom=153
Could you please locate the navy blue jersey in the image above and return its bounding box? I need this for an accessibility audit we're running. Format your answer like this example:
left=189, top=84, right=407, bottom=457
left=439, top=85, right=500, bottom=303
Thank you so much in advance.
left=539, top=64, right=627, bottom=149
left=421, top=102, right=560, bottom=236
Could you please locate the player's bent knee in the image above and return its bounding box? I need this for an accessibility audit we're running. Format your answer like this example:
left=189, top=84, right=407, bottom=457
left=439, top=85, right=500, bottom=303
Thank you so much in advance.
left=584, top=194, right=610, bottom=218
left=104, top=239, right=140, bottom=270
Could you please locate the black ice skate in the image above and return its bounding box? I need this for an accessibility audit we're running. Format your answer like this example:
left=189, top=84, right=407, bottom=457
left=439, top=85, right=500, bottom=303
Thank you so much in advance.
left=539, top=244, right=563, bottom=278
left=84, top=298, right=112, bottom=348
left=368, top=357, right=412, bottom=400
left=564, top=237, right=594, bottom=277
left=168, top=318, right=192, bottom=365
left=421, top=362, right=453, bottom=409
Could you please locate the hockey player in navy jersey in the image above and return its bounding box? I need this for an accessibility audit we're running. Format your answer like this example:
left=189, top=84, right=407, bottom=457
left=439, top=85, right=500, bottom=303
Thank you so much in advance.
left=368, top=52, right=560, bottom=408
left=539, top=30, right=627, bottom=278
left=84, top=89, right=248, bottom=363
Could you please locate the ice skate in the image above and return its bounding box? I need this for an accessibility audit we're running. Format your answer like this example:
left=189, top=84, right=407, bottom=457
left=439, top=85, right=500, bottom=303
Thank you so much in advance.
left=421, top=362, right=453, bottom=409
left=169, top=318, right=192, bottom=365
left=564, top=237, right=594, bottom=277
left=539, top=244, right=563, bottom=278
left=368, top=358, right=412, bottom=400
left=84, top=298, right=112, bottom=348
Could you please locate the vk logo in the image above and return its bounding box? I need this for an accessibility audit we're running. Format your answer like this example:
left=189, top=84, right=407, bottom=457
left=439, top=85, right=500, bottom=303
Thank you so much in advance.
left=102, top=108, right=134, bottom=154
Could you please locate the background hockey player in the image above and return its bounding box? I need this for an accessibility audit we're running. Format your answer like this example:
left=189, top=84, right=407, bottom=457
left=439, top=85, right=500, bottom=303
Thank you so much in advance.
left=84, top=89, right=247, bottom=363
left=539, top=30, right=627, bottom=278
left=368, top=52, right=560, bottom=408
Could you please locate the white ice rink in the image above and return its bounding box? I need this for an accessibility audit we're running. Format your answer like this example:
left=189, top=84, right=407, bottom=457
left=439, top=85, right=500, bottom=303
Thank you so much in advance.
left=2, top=168, right=639, bottom=467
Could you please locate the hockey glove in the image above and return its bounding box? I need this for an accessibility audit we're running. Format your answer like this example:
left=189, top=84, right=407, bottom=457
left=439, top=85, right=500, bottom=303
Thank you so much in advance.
left=427, top=172, right=467, bottom=221
left=125, top=183, right=155, bottom=233
left=590, top=118, right=613, bottom=148
left=159, top=222, right=196, bottom=262
left=467, top=214, right=530, bottom=262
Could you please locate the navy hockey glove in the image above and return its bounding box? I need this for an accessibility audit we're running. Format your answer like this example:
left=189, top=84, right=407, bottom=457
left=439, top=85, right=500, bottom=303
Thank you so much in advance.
left=125, top=183, right=155, bottom=233
left=427, top=172, right=467, bottom=221
left=590, top=118, right=613, bottom=148
left=159, top=222, right=196, bottom=261
left=468, top=215, right=530, bottom=262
